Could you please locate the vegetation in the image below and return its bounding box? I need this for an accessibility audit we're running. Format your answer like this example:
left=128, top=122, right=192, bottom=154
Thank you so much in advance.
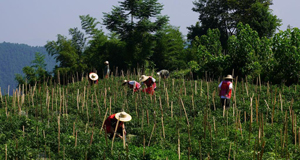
left=188, top=0, right=281, bottom=49
left=1, top=73, right=300, bottom=159
left=0, top=42, right=56, bottom=95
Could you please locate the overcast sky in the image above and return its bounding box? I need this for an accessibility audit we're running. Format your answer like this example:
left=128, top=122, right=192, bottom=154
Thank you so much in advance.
left=0, top=0, right=299, bottom=46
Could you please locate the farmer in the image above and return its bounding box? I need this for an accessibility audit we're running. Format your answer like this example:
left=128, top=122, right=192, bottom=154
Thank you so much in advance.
left=218, top=74, right=233, bottom=109
left=157, top=69, right=169, bottom=78
left=103, top=111, right=132, bottom=139
left=139, top=75, right=156, bottom=95
left=104, top=61, right=110, bottom=78
left=122, top=80, right=141, bottom=92
left=89, top=72, right=99, bottom=84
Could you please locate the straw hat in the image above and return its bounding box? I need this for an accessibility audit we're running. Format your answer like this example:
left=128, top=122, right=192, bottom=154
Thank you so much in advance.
left=89, top=72, right=99, bottom=81
left=224, top=75, right=233, bottom=80
left=115, top=112, right=132, bottom=122
left=104, top=61, right=109, bottom=65
left=122, top=80, right=128, bottom=85
left=139, top=75, right=150, bottom=82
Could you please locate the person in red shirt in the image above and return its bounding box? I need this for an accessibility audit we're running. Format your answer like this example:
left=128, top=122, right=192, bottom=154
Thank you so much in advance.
left=218, top=75, right=233, bottom=109
left=122, top=80, right=141, bottom=92
left=139, top=75, right=156, bottom=95
left=103, top=112, right=132, bottom=139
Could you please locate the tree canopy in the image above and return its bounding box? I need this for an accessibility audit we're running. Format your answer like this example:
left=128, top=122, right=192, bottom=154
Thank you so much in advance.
left=188, top=0, right=281, bottom=50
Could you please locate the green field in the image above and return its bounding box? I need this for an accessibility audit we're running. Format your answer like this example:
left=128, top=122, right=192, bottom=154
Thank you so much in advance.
left=0, top=74, right=300, bottom=159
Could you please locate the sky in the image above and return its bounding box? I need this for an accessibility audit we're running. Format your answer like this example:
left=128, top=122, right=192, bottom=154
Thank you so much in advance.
left=0, top=0, right=299, bottom=47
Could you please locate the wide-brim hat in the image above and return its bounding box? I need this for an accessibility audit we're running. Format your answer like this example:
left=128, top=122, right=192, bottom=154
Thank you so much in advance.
left=115, top=112, right=132, bottom=122
left=104, top=61, right=109, bottom=65
left=122, top=80, right=128, bottom=85
left=224, top=75, right=233, bottom=80
left=139, top=75, right=150, bottom=82
left=89, top=72, right=99, bottom=81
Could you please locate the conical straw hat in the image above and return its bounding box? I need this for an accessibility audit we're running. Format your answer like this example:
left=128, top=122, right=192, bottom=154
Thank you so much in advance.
left=89, top=72, right=99, bottom=81
left=224, top=75, right=233, bottom=80
left=115, top=112, right=132, bottom=122
left=139, top=75, right=149, bottom=82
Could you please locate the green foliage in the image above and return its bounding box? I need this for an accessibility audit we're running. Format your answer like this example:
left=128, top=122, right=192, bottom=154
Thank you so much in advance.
left=152, top=25, right=186, bottom=70
left=188, top=0, right=281, bottom=50
left=191, top=29, right=228, bottom=78
left=102, top=0, right=169, bottom=69
left=0, top=42, right=56, bottom=95
left=2, top=75, right=300, bottom=159
left=271, top=28, right=300, bottom=84
left=15, top=52, right=50, bottom=87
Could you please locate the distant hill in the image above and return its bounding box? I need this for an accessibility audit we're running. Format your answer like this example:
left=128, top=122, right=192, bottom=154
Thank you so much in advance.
left=0, top=42, right=56, bottom=95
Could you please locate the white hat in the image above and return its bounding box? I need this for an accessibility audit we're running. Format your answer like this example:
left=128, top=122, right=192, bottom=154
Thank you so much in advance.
left=139, top=75, right=150, bottom=82
left=157, top=72, right=160, bottom=76
left=224, top=75, right=233, bottom=80
left=115, top=112, right=132, bottom=122
left=89, top=72, right=99, bottom=81
left=104, top=61, right=109, bottom=65
left=122, top=80, right=128, bottom=85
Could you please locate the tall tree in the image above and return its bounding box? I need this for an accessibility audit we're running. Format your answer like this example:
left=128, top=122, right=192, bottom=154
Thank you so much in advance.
left=15, top=52, right=50, bottom=86
left=152, top=25, right=186, bottom=71
left=188, top=0, right=281, bottom=50
left=102, top=0, right=169, bottom=69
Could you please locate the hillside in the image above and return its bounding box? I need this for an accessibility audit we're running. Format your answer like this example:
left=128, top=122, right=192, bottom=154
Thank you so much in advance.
left=0, top=42, right=56, bottom=94
left=0, top=75, right=299, bottom=159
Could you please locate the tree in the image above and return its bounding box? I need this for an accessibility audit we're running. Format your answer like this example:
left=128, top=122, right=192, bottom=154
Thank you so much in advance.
left=193, top=28, right=227, bottom=78
left=15, top=52, right=50, bottom=86
left=271, top=28, right=300, bottom=84
left=227, top=23, right=262, bottom=80
left=188, top=0, right=281, bottom=50
left=102, top=0, right=169, bottom=69
left=152, top=25, right=186, bottom=71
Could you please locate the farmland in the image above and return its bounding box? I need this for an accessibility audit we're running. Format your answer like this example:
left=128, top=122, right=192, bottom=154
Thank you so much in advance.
left=0, top=73, right=300, bottom=159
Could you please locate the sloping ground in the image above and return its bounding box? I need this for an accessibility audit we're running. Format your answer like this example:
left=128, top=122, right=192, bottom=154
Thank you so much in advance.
left=0, top=75, right=299, bottom=159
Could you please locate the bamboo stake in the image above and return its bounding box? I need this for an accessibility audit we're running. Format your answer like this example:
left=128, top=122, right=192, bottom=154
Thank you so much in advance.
left=159, top=96, right=165, bottom=139
left=5, top=144, right=7, bottom=160
left=171, top=101, right=173, bottom=119
left=99, top=108, right=109, bottom=135
left=179, top=97, right=190, bottom=126
left=58, top=116, right=60, bottom=154
left=111, top=119, right=120, bottom=152
left=148, top=123, right=156, bottom=146
left=178, top=127, right=180, bottom=160
left=228, top=143, right=232, bottom=160
left=75, top=130, right=77, bottom=147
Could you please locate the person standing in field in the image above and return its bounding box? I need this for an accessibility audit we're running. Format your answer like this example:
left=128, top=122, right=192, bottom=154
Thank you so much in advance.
left=218, top=75, right=233, bottom=109
left=103, top=112, right=132, bottom=139
left=157, top=69, right=169, bottom=78
left=122, top=80, right=141, bottom=92
left=104, top=61, right=110, bottom=78
left=139, top=75, right=156, bottom=95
